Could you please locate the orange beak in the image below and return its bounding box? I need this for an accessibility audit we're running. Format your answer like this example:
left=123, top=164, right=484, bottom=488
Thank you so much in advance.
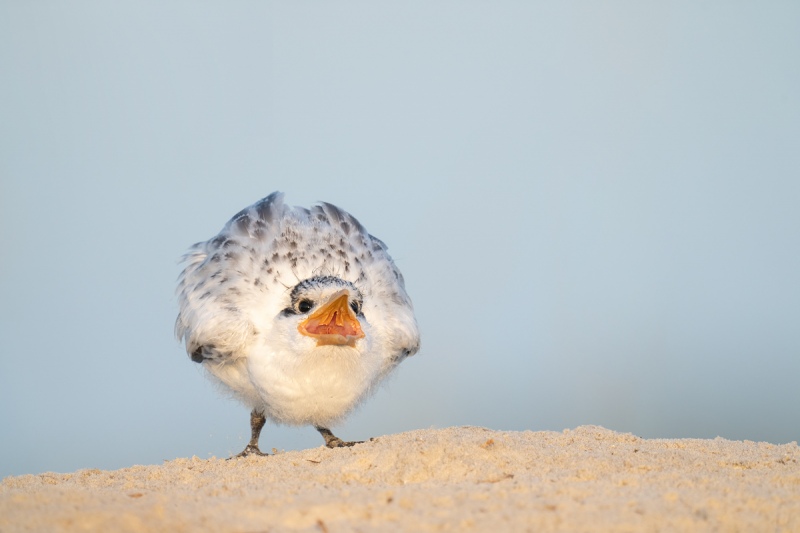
left=297, top=290, right=365, bottom=347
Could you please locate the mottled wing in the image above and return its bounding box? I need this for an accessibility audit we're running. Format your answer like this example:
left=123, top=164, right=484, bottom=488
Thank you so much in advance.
left=175, top=192, right=286, bottom=363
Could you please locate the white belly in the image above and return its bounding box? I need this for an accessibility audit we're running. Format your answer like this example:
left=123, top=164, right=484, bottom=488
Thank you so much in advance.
left=246, top=345, right=383, bottom=427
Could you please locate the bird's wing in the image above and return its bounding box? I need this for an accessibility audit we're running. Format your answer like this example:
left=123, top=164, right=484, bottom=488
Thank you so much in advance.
left=175, top=192, right=286, bottom=363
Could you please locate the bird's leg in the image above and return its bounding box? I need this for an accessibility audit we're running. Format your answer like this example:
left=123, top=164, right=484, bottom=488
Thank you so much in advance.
left=315, top=426, right=364, bottom=448
left=233, top=409, right=268, bottom=458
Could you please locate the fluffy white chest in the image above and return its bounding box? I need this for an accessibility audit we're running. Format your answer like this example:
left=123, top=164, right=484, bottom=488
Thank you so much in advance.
left=245, top=343, right=383, bottom=427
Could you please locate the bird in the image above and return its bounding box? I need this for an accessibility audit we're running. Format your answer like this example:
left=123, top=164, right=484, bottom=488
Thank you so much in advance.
left=175, top=192, right=420, bottom=456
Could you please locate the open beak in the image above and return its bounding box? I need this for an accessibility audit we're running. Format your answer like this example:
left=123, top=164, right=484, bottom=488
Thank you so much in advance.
left=297, top=290, right=365, bottom=347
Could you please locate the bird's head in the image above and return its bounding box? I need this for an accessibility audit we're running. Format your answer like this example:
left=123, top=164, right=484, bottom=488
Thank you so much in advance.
left=281, top=276, right=366, bottom=348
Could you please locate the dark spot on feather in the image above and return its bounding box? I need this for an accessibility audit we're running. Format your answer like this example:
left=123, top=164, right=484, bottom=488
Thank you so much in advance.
left=224, top=251, right=238, bottom=261
left=255, top=192, right=280, bottom=223
left=190, top=344, right=216, bottom=363
left=199, top=291, right=212, bottom=300
left=272, top=252, right=279, bottom=261
left=289, top=241, right=297, bottom=249
left=253, top=278, right=261, bottom=286
left=219, top=277, right=228, bottom=284
left=231, top=206, right=249, bottom=220
left=191, top=348, right=206, bottom=363
left=210, top=253, right=221, bottom=263
left=340, top=221, right=350, bottom=234
left=235, top=215, right=251, bottom=234
left=392, top=292, right=407, bottom=305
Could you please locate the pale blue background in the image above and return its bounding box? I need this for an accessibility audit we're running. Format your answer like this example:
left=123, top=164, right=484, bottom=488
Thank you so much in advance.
left=1, top=2, right=798, bottom=479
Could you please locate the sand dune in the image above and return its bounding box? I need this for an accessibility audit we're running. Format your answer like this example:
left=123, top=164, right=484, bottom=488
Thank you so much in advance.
left=2, top=426, right=799, bottom=531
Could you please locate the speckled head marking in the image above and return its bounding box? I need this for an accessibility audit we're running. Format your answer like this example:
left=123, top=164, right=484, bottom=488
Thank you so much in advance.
left=289, top=276, right=360, bottom=302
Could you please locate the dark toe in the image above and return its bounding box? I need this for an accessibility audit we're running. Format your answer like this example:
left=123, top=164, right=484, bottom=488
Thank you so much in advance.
left=230, top=444, right=269, bottom=459
left=326, top=439, right=364, bottom=448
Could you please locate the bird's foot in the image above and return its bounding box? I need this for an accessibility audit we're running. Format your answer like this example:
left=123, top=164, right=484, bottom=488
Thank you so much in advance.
left=230, top=443, right=268, bottom=459
left=325, top=437, right=364, bottom=448
left=227, top=409, right=270, bottom=459
left=316, top=426, right=365, bottom=448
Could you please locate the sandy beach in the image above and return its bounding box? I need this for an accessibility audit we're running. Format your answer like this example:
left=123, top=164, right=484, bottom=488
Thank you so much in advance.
left=2, top=426, right=798, bottom=532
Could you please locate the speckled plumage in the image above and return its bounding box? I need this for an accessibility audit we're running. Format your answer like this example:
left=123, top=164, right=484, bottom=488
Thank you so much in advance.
left=175, top=192, right=420, bottom=454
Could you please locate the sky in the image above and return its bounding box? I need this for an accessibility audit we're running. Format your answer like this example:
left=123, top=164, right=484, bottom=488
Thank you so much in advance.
left=1, top=2, right=798, bottom=479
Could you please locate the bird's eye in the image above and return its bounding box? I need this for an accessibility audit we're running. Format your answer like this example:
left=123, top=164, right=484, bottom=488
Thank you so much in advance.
left=350, top=300, right=362, bottom=315
left=297, top=299, right=314, bottom=313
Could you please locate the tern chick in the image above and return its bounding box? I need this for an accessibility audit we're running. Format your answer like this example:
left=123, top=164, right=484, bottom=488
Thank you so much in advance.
left=176, top=192, right=420, bottom=456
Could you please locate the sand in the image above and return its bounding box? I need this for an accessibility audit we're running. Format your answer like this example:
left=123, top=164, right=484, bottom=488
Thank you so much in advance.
left=2, top=426, right=799, bottom=532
